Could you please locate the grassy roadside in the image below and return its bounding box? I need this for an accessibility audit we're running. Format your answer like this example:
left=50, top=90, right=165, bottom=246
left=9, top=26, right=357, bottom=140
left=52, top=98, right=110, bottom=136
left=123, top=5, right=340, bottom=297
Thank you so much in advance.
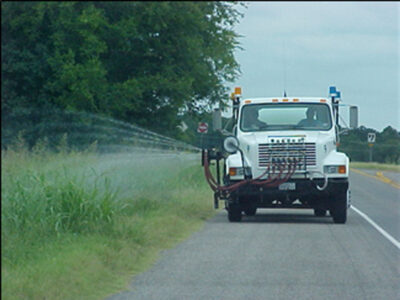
left=1, top=149, right=215, bottom=300
left=350, top=161, right=400, bottom=172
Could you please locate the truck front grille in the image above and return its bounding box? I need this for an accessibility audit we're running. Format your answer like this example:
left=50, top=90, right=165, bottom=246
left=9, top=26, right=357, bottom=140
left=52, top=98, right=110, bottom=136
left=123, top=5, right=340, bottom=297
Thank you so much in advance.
left=258, top=143, right=316, bottom=168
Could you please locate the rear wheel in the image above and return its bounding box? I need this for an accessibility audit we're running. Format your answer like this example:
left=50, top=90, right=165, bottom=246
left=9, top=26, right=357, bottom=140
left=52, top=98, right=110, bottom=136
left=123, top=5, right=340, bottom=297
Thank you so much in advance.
left=228, top=205, right=242, bottom=222
left=314, top=209, right=327, bottom=217
left=330, top=191, right=347, bottom=224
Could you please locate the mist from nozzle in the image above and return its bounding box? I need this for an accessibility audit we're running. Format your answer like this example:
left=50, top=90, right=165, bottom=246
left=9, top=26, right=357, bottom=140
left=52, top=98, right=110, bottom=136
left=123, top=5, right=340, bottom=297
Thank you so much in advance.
left=2, top=108, right=199, bottom=153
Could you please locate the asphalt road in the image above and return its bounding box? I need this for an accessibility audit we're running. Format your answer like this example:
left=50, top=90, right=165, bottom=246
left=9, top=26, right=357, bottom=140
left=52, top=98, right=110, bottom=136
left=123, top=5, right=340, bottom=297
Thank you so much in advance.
left=108, top=170, right=400, bottom=300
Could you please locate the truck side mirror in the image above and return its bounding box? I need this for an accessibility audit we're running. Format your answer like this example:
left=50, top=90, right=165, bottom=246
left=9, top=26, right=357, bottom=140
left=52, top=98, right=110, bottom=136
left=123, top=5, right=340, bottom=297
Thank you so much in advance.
left=223, top=136, right=239, bottom=153
left=212, top=108, right=222, bottom=131
left=349, top=106, right=358, bottom=129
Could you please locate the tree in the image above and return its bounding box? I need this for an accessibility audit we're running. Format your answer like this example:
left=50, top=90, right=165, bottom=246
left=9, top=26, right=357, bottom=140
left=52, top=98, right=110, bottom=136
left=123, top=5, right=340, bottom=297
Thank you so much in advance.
left=2, top=2, right=243, bottom=146
left=339, top=126, right=400, bottom=164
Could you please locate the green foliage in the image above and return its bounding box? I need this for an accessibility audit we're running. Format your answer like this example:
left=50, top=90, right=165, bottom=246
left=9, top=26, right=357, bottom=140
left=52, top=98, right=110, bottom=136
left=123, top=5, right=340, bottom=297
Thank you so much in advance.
left=2, top=151, right=119, bottom=266
left=339, top=126, right=400, bottom=164
left=2, top=1, right=243, bottom=139
left=1, top=149, right=213, bottom=299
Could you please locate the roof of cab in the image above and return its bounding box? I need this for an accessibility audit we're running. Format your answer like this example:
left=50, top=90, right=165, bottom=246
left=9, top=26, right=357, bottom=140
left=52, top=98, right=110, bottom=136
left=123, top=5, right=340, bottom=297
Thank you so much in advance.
left=241, top=97, right=330, bottom=105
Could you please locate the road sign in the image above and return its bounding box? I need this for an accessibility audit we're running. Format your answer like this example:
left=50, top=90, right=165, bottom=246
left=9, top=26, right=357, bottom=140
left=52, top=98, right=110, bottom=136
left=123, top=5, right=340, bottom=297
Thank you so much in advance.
left=197, top=122, right=208, bottom=134
left=177, top=121, right=188, bottom=132
left=367, top=133, right=376, bottom=143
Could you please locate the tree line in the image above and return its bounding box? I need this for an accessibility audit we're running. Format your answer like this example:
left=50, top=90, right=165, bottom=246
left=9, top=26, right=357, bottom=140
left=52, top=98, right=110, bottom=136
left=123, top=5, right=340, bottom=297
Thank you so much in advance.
left=2, top=1, right=243, bottom=147
left=338, top=126, right=400, bottom=164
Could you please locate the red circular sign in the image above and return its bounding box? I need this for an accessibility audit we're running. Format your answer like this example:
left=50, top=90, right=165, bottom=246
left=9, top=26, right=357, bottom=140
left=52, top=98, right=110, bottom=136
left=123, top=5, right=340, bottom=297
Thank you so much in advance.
left=197, top=122, right=208, bottom=133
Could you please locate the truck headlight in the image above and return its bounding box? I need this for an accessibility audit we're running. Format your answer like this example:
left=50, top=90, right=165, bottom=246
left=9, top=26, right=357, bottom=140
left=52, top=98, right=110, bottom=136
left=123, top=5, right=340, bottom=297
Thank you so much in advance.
left=324, top=165, right=346, bottom=174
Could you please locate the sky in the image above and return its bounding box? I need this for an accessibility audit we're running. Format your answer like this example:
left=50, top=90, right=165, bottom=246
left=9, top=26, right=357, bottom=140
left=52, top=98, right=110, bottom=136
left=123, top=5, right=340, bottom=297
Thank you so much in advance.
left=227, top=2, right=399, bottom=132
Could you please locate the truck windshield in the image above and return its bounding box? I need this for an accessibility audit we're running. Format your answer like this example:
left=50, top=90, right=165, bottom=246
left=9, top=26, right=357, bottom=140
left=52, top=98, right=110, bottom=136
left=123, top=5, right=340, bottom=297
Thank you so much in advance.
left=240, top=103, right=332, bottom=132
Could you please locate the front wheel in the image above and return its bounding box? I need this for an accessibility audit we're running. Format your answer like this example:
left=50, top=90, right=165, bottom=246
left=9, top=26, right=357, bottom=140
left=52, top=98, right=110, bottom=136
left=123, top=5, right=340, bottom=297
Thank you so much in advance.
left=330, top=191, right=347, bottom=224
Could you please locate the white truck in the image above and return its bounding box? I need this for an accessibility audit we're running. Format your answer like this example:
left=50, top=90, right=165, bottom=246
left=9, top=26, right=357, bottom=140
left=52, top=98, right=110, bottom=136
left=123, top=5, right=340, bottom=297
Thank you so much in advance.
left=203, top=86, right=358, bottom=223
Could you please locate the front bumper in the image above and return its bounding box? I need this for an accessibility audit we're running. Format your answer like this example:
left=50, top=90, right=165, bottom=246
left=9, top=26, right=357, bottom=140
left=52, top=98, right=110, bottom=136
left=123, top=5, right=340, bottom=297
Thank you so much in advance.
left=228, top=178, right=348, bottom=197
left=223, top=178, right=348, bottom=209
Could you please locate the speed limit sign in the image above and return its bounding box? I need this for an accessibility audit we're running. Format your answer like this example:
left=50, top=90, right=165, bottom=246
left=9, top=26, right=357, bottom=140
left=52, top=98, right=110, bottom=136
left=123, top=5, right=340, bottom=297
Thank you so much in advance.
left=367, top=133, right=376, bottom=143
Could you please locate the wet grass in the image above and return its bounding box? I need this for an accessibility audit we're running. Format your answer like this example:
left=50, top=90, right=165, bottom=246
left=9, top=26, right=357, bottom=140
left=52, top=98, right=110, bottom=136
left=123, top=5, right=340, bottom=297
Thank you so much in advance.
left=1, top=148, right=214, bottom=300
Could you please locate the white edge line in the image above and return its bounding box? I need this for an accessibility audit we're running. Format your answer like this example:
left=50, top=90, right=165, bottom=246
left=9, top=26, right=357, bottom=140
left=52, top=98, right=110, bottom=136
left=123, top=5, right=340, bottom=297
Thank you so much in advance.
left=351, top=205, right=400, bottom=251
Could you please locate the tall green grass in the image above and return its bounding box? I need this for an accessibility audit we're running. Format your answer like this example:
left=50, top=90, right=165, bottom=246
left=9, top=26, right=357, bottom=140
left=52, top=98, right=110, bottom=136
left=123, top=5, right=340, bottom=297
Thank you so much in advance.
left=2, top=147, right=214, bottom=299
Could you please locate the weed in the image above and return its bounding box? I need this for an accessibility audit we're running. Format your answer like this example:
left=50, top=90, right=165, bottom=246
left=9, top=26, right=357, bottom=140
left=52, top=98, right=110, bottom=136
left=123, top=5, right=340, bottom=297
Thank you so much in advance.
left=1, top=149, right=213, bottom=299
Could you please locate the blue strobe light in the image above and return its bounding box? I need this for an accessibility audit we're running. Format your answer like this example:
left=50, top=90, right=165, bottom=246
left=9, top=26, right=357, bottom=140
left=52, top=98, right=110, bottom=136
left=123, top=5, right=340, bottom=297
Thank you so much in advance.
left=329, top=86, right=337, bottom=97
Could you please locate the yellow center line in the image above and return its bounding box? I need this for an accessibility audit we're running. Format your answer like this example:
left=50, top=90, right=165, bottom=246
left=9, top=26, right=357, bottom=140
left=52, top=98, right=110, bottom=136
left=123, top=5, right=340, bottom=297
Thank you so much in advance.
left=350, top=168, right=400, bottom=189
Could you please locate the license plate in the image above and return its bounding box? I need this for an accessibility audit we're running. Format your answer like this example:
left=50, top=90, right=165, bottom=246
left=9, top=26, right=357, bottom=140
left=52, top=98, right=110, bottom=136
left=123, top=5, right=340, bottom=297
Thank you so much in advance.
left=279, top=182, right=296, bottom=190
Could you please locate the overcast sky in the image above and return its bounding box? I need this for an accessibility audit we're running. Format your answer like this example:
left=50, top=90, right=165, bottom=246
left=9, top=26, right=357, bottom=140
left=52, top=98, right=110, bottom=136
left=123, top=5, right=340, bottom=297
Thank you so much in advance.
left=227, top=2, right=399, bottom=131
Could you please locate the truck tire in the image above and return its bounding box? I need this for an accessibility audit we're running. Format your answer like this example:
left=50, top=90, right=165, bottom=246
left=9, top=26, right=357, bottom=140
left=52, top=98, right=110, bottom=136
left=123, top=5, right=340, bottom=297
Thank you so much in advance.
left=228, top=205, right=242, bottom=222
left=330, top=191, right=347, bottom=224
left=314, top=209, right=327, bottom=217
left=244, top=207, right=257, bottom=216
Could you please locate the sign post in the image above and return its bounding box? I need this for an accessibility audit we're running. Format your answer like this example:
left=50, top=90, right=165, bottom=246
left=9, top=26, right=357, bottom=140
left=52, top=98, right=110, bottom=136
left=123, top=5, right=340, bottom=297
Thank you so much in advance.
left=367, top=133, right=376, bottom=162
left=198, top=122, right=208, bottom=149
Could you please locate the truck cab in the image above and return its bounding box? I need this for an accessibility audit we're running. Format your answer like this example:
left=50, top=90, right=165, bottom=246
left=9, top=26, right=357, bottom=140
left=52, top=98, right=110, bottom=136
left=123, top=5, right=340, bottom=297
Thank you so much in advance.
left=203, top=87, right=358, bottom=223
